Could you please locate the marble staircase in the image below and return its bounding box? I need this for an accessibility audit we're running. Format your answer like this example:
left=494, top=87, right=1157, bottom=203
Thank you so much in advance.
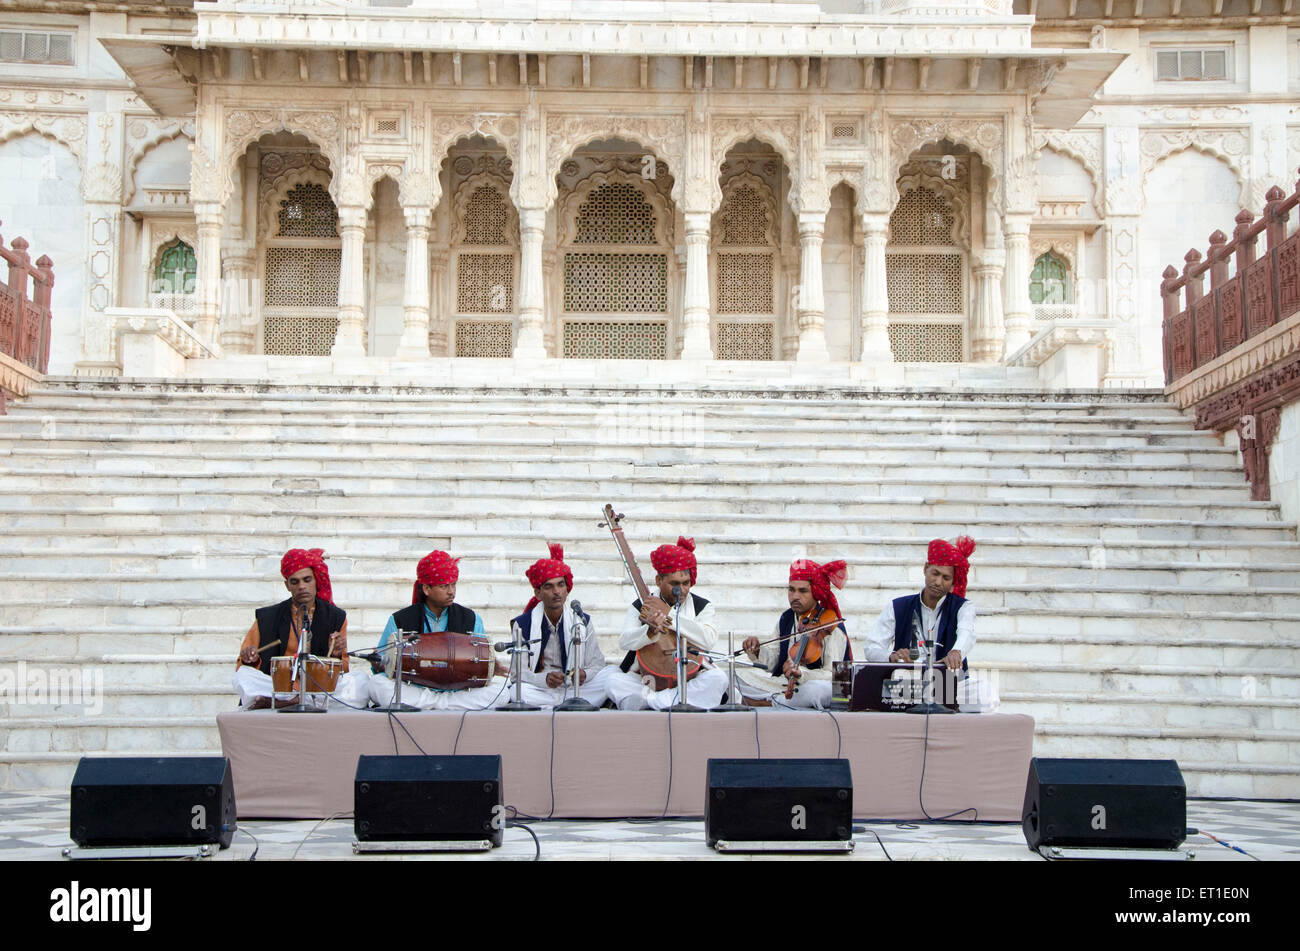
left=0, top=378, right=1297, bottom=798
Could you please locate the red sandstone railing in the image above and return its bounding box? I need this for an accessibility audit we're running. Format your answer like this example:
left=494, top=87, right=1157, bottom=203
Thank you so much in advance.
left=1161, top=172, right=1300, bottom=386
left=0, top=222, right=55, bottom=374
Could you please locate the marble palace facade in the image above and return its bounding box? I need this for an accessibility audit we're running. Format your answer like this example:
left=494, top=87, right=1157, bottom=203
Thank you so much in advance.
left=3, top=0, right=1300, bottom=387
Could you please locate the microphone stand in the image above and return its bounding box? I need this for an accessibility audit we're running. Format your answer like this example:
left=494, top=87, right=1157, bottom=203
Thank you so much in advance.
left=905, top=607, right=954, bottom=715
left=556, top=601, right=598, bottom=711
left=667, top=585, right=704, bottom=713
left=497, top=621, right=541, bottom=712
left=370, top=631, right=421, bottom=713
left=279, top=602, right=325, bottom=713
left=714, top=631, right=750, bottom=712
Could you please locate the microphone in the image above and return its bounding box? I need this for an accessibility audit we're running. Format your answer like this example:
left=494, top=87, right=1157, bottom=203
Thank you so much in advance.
left=670, top=585, right=683, bottom=604
left=568, top=599, right=583, bottom=618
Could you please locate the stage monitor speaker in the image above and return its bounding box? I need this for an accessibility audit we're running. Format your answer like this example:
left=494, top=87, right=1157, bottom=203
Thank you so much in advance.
left=705, top=758, right=852, bottom=847
left=1022, top=757, right=1186, bottom=851
left=70, top=756, right=236, bottom=849
left=354, top=754, right=503, bottom=847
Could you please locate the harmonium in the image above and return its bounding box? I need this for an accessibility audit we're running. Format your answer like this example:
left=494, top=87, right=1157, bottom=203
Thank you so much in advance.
left=830, top=661, right=962, bottom=712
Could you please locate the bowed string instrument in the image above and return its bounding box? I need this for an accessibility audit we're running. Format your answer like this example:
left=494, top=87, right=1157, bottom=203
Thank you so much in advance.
left=784, top=604, right=841, bottom=700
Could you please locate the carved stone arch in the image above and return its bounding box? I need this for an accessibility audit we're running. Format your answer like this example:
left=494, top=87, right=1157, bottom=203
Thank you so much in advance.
left=545, top=114, right=686, bottom=208
left=222, top=108, right=343, bottom=210
left=361, top=160, right=408, bottom=213
left=887, top=116, right=1003, bottom=216
left=557, top=168, right=675, bottom=247
left=259, top=164, right=335, bottom=241
left=430, top=113, right=522, bottom=210
left=895, top=169, right=971, bottom=248
left=1029, top=239, right=1075, bottom=275
left=125, top=119, right=195, bottom=204
left=709, top=120, right=800, bottom=214
left=823, top=168, right=869, bottom=221
left=712, top=171, right=779, bottom=248
left=451, top=170, right=520, bottom=245
left=149, top=227, right=199, bottom=272
left=1138, top=129, right=1250, bottom=213
left=0, top=114, right=87, bottom=170
left=1033, top=132, right=1103, bottom=207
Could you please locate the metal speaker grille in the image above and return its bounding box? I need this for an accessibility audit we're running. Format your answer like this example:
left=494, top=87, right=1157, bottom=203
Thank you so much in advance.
left=455, top=320, right=513, bottom=358
left=456, top=253, right=514, bottom=313
left=263, top=316, right=339, bottom=356
left=890, top=187, right=955, bottom=245
left=563, top=253, right=668, bottom=313
left=717, top=252, right=775, bottom=314
left=716, top=321, right=775, bottom=360
left=886, top=253, right=963, bottom=314
left=464, top=186, right=510, bottom=245
left=563, top=321, right=668, bottom=359
left=887, top=322, right=963, bottom=362
left=264, top=247, right=342, bottom=308
left=719, top=186, right=771, bottom=246
left=276, top=183, right=339, bottom=238
left=574, top=183, right=657, bottom=245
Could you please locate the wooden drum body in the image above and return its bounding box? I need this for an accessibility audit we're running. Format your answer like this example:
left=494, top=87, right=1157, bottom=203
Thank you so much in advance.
left=393, top=631, right=493, bottom=691
left=270, top=655, right=342, bottom=695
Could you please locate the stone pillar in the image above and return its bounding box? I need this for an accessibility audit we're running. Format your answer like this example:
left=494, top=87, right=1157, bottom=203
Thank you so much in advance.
left=194, top=203, right=224, bottom=346
left=514, top=206, right=547, bottom=360
left=396, top=206, right=432, bottom=358
left=970, top=249, right=1007, bottom=362
left=542, top=248, right=558, bottom=357
left=428, top=247, right=450, bottom=357
left=219, top=245, right=256, bottom=354
left=795, top=211, right=830, bottom=362
left=1002, top=212, right=1033, bottom=357
left=331, top=205, right=368, bottom=357
left=680, top=211, right=714, bottom=359
left=859, top=211, right=892, bottom=362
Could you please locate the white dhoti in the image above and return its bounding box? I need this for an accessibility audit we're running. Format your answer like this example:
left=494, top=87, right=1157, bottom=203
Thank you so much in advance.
left=508, top=664, right=616, bottom=709
left=367, top=674, right=510, bottom=711
left=605, top=666, right=728, bottom=711
left=732, top=667, right=834, bottom=709
left=233, top=665, right=371, bottom=710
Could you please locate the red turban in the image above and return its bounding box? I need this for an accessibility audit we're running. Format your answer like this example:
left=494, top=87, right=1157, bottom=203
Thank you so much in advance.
left=280, top=548, right=333, bottom=605
left=650, top=536, right=697, bottom=585
left=412, top=550, right=460, bottom=604
left=789, top=558, right=847, bottom=620
left=926, top=536, right=976, bottom=599
left=523, top=542, right=574, bottom=614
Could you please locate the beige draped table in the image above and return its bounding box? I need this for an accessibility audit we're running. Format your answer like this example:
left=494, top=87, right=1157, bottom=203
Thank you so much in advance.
left=217, top=710, right=1035, bottom=821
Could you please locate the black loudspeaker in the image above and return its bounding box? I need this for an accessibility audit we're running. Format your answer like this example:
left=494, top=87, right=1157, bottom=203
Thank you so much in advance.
left=70, top=756, right=236, bottom=849
left=354, top=755, right=503, bottom=847
left=1022, top=757, right=1186, bottom=851
left=705, top=758, right=853, bottom=846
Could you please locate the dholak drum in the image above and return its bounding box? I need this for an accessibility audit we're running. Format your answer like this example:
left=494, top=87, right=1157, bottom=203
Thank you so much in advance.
left=270, top=655, right=342, bottom=696
left=387, top=631, right=492, bottom=692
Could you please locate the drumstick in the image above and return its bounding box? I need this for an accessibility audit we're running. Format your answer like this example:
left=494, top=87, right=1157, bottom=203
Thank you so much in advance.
left=256, top=639, right=282, bottom=654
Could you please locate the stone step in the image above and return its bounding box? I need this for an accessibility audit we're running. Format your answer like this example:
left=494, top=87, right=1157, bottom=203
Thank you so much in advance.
left=1031, top=725, right=1300, bottom=767
left=2, top=552, right=1294, bottom=588
left=0, top=752, right=220, bottom=792
left=0, top=718, right=220, bottom=755
left=1025, top=746, right=1300, bottom=798
left=1001, top=694, right=1300, bottom=732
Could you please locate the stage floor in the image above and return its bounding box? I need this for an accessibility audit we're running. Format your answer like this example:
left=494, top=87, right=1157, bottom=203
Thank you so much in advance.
left=2, top=791, right=1296, bottom=861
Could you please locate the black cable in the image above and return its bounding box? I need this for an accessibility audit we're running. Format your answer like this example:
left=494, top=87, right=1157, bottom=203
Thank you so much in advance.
left=661, top=708, right=674, bottom=818
left=509, top=820, right=542, bottom=861
left=915, top=705, right=977, bottom=822
left=235, top=826, right=260, bottom=861
left=386, top=711, right=430, bottom=756
left=452, top=709, right=470, bottom=754
left=861, top=827, right=892, bottom=861
left=752, top=706, right=761, bottom=758
left=546, top=707, right=557, bottom=819
left=822, top=707, right=843, bottom=759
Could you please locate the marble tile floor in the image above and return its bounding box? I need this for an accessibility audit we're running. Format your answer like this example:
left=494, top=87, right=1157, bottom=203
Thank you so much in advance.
left=1, top=791, right=1297, bottom=862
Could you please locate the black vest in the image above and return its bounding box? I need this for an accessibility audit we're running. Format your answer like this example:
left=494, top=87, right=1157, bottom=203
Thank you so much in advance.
left=620, top=594, right=709, bottom=673
left=511, top=607, right=592, bottom=673
left=891, top=593, right=967, bottom=670
left=252, top=598, right=346, bottom=674
left=391, top=601, right=479, bottom=636
left=772, top=609, right=850, bottom=674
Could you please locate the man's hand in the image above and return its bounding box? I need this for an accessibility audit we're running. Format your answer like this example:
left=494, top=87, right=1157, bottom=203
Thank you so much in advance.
left=239, top=645, right=260, bottom=666
left=943, top=650, right=962, bottom=670
left=742, top=636, right=760, bottom=659
left=327, top=631, right=346, bottom=659
left=546, top=670, right=565, bottom=688
left=782, top=659, right=802, bottom=681
left=889, top=649, right=913, bottom=663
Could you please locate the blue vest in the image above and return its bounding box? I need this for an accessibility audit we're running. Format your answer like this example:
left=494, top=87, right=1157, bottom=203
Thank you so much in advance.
left=772, top=609, right=850, bottom=674
left=510, top=607, right=591, bottom=673
left=891, top=593, right=967, bottom=670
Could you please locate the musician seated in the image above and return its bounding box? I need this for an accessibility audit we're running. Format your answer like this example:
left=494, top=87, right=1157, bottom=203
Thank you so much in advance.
left=604, top=537, right=728, bottom=711
left=506, top=544, right=615, bottom=708
left=366, top=550, right=510, bottom=710
left=863, top=537, right=976, bottom=670
left=735, top=559, right=851, bottom=710
left=234, top=548, right=370, bottom=710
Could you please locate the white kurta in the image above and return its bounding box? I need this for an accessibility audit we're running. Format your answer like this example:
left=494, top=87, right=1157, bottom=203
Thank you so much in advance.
left=605, top=595, right=727, bottom=711
left=734, top=618, right=850, bottom=710
left=862, top=594, right=977, bottom=662
left=506, top=601, right=615, bottom=708
left=233, top=664, right=372, bottom=711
